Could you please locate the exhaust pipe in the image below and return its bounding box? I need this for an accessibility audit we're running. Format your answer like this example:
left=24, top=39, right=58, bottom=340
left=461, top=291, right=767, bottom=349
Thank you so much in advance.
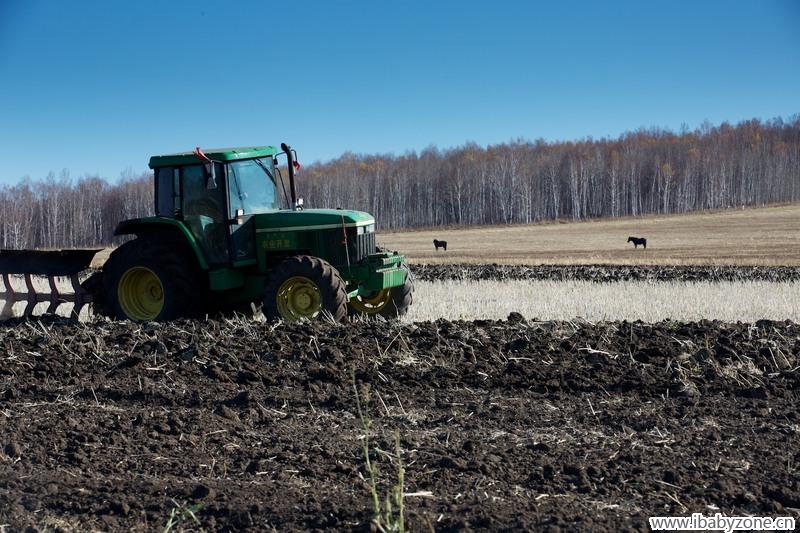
left=280, top=142, right=299, bottom=208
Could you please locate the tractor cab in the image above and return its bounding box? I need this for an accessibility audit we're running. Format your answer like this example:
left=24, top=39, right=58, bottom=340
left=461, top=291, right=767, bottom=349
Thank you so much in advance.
left=148, top=146, right=284, bottom=266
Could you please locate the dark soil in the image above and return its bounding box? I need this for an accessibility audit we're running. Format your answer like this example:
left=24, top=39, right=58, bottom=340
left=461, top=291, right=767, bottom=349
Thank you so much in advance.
left=413, top=264, right=800, bottom=283
left=1, top=316, right=799, bottom=531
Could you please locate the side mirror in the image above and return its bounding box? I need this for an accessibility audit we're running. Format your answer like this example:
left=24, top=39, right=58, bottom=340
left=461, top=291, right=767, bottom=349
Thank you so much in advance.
left=205, top=163, right=217, bottom=189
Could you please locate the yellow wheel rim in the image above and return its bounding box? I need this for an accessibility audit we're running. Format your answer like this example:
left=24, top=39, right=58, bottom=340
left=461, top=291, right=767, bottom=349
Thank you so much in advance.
left=276, top=276, right=322, bottom=321
left=350, top=288, right=392, bottom=314
left=118, top=267, right=164, bottom=321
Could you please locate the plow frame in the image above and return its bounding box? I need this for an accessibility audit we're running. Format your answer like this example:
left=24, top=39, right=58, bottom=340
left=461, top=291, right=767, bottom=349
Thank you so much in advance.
left=1, top=272, right=92, bottom=317
left=0, top=249, right=101, bottom=318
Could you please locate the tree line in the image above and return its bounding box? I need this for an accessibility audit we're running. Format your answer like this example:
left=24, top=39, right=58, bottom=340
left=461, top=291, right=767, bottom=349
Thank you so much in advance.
left=300, top=116, right=800, bottom=228
left=0, top=171, right=151, bottom=249
left=0, top=116, right=797, bottom=249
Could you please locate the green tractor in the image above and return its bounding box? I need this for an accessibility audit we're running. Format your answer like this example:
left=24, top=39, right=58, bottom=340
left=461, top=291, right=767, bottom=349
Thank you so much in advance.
left=94, top=143, right=413, bottom=322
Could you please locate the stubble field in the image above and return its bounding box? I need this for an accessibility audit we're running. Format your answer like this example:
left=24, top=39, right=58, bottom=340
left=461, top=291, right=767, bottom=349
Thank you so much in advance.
left=379, top=204, right=800, bottom=266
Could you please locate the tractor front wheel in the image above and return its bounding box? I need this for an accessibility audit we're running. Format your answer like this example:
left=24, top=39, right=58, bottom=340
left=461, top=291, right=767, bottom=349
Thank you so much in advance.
left=263, top=255, right=348, bottom=322
left=348, top=263, right=414, bottom=318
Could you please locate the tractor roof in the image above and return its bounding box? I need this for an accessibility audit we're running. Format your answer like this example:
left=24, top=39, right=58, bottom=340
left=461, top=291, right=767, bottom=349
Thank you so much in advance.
left=148, top=146, right=279, bottom=168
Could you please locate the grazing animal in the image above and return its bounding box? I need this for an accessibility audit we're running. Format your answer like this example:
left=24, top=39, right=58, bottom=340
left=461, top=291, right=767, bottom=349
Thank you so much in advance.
left=433, top=239, right=448, bottom=251
left=627, top=236, right=647, bottom=249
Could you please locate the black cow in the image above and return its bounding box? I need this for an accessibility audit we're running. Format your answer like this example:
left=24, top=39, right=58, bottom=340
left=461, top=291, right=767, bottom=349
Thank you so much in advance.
left=433, top=239, right=448, bottom=251
left=627, top=236, right=647, bottom=249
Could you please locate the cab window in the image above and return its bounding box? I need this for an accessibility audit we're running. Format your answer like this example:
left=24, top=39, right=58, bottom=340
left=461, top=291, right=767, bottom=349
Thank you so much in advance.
left=155, top=167, right=178, bottom=217
left=227, top=158, right=280, bottom=216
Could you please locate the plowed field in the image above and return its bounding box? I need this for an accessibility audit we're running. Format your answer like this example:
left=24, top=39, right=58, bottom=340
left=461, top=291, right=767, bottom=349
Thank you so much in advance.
left=2, top=313, right=799, bottom=531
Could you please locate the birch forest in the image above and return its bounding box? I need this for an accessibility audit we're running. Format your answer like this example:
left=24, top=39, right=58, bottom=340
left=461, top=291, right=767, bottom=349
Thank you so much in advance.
left=1, top=116, right=798, bottom=249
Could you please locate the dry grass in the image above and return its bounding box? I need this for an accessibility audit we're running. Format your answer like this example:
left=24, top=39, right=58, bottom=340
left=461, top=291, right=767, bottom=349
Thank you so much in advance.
left=378, top=204, right=800, bottom=266
left=3, top=277, right=798, bottom=322
left=90, top=248, right=112, bottom=268
left=403, top=279, right=800, bottom=322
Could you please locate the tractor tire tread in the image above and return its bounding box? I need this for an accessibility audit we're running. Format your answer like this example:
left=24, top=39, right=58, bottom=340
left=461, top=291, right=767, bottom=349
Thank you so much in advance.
left=385, top=262, right=414, bottom=318
left=263, top=255, right=347, bottom=322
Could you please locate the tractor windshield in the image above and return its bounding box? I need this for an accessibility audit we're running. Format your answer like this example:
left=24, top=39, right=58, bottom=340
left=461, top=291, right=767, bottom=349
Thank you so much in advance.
left=227, top=157, right=283, bottom=215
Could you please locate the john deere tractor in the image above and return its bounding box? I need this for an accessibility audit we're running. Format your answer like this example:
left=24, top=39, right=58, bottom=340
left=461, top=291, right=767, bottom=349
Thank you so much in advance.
left=93, top=143, right=412, bottom=322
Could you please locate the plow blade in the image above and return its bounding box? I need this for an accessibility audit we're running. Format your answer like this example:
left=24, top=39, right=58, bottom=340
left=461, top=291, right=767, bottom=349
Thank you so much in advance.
left=0, top=249, right=102, bottom=318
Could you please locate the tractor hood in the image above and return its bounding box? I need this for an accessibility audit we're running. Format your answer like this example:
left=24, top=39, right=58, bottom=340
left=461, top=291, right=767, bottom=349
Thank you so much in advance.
left=254, top=209, right=375, bottom=232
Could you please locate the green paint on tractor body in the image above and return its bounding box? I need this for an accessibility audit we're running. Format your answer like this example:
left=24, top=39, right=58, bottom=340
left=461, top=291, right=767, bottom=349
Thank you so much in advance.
left=115, top=146, right=408, bottom=311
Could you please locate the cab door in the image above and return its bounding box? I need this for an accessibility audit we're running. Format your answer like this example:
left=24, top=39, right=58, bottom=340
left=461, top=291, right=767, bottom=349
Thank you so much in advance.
left=225, top=160, right=261, bottom=265
left=180, top=164, right=230, bottom=265
left=229, top=214, right=257, bottom=265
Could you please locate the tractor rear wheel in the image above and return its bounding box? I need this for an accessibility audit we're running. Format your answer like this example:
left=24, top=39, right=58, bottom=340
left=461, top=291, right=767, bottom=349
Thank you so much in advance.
left=81, top=271, right=110, bottom=317
left=348, top=262, right=414, bottom=318
left=263, top=255, right=347, bottom=322
left=102, top=238, right=204, bottom=321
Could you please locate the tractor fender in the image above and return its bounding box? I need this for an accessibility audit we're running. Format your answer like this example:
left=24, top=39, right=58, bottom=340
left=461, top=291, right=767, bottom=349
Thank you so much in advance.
left=114, top=217, right=210, bottom=271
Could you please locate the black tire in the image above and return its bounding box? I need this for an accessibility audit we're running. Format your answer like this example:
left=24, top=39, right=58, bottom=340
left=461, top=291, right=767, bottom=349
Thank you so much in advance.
left=81, top=271, right=109, bottom=317
left=263, top=255, right=347, bottom=322
left=102, top=238, right=205, bottom=321
left=348, top=262, right=414, bottom=318
left=387, top=262, right=414, bottom=317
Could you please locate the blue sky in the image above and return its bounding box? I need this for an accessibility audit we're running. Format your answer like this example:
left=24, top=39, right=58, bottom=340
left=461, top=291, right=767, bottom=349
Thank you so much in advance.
left=0, top=0, right=798, bottom=184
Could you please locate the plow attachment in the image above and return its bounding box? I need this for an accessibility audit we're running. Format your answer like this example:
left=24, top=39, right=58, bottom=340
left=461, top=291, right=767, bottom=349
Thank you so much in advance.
left=0, top=249, right=101, bottom=318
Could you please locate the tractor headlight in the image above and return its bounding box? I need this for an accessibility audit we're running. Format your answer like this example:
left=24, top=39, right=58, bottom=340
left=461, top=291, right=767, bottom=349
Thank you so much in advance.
left=357, top=224, right=375, bottom=235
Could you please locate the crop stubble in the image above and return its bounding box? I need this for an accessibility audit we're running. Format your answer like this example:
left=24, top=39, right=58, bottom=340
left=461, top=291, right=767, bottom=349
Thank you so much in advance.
left=403, top=265, right=800, bottom=323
